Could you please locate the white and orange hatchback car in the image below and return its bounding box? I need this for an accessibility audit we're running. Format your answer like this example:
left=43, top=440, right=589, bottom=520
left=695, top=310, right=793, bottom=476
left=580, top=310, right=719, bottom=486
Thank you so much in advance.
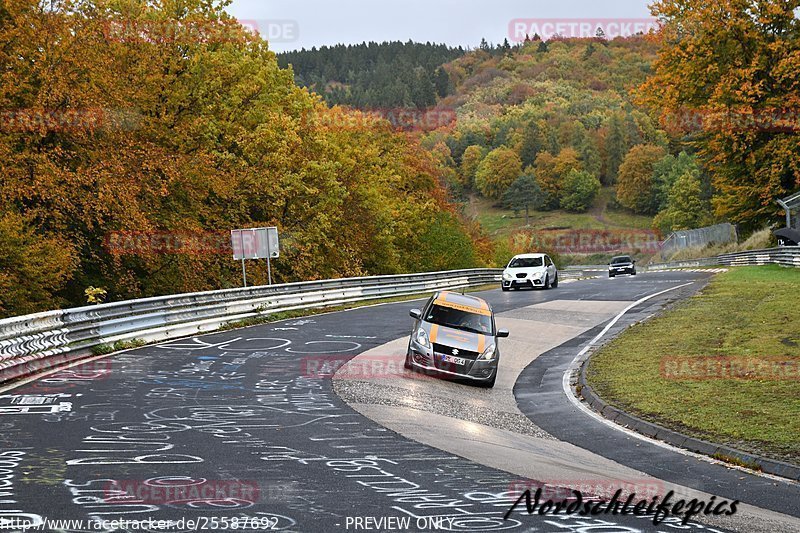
left=405, top=291, right=509, bottom=388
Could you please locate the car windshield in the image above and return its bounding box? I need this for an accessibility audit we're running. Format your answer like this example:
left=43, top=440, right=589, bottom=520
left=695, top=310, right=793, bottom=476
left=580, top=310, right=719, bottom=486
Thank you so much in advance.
left=611, top=256, right=632, bottom=264
left=425, top=304, right=493, bottom=335
left=509, top=257, right=543, bottom=268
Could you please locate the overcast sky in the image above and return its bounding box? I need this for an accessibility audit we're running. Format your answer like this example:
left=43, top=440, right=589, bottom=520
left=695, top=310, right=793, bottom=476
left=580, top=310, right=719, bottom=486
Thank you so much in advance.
left=226, top=0, right=655, bottom=53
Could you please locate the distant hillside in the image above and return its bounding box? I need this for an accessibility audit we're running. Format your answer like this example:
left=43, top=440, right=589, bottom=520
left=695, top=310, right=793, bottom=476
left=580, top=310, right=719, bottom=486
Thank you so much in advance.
left=434, top=36, right=663, bottom=180
left=418, top=36, right=718, bottom=254
left=281, top=36, right=719, bottom=259
left=278, top=41, right=466, bottom=108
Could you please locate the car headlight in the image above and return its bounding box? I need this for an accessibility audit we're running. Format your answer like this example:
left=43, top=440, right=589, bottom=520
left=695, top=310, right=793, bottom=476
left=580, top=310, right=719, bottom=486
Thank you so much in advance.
left=479, top=344, right=496, bottom=361
left=532, top=271, right=544, bottom=279
left=502, top=272, right=512, bottom=280
left=414, top=327, right=430, bottom=348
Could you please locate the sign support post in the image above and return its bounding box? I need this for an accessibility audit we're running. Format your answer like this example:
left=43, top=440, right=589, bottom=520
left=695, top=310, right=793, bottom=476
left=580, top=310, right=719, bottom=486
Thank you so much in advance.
left=266, top=236, right=273, bottom=285
left=240, top=231, right=247, bottom=288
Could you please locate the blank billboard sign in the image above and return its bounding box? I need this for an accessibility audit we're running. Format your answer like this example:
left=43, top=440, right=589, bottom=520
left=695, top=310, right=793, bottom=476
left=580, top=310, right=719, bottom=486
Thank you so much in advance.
left=231, top=227, right=279, bottom=260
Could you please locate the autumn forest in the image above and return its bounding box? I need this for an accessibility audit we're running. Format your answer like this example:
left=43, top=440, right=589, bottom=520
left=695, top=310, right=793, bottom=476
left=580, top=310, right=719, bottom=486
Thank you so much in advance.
left=1, top=0, right=798, bottom=318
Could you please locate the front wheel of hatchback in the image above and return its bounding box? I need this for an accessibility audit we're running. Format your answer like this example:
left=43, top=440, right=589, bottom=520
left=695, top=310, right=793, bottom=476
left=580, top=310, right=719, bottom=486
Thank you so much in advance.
left=609, top=273, right=615, bottom=278
left=404, top=349, right=413, bottom=370
left=501, top=285, right=510, bottom=292
left=552, top=274, right=558, bottom=288
left=543, top=275, right=551, bottom=290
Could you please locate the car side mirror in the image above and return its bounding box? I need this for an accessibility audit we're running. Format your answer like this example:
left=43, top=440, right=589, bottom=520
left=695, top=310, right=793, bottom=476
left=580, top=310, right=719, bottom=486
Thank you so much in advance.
left=409, top=309, right=422, bottom=320
left=633, top=260, right=637, bottom=264
left=497, top=329, right=510, bottom=338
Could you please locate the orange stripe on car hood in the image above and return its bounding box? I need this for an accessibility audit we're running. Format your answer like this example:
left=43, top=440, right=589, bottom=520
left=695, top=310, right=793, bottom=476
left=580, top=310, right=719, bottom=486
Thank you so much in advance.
left=429, top=324, right=439, bottom=343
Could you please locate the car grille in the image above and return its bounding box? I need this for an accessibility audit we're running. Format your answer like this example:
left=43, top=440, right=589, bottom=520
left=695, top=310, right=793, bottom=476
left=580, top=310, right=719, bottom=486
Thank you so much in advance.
left=432, top=343, right=479, bottom=361
left=515, top=273, right=527, bottom=279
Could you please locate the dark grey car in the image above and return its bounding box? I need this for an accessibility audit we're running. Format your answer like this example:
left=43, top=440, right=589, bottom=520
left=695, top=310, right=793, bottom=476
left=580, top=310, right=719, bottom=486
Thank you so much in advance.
left=609, top=255, right=637, bottom=277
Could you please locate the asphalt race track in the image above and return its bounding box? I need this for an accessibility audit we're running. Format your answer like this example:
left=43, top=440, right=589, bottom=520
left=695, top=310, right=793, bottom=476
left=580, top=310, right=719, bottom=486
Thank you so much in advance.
left=1, top=272, right=798, bottom=533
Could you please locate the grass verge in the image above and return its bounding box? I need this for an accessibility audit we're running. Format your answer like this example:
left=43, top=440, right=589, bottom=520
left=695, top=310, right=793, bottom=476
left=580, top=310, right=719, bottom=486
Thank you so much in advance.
left=91, top=338, right=147, bottom=356
left=586, top=266, right=800, bottom=465
left=467, top=192, right=652, bottom=238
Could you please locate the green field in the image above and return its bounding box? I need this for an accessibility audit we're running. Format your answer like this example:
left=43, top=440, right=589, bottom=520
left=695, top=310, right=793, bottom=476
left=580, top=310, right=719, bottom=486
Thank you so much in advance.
left=586, top=266, right=800, bottom=465
left=467, top=189, right=653, bottom=237
left=467, top=189, right=656, bottom=266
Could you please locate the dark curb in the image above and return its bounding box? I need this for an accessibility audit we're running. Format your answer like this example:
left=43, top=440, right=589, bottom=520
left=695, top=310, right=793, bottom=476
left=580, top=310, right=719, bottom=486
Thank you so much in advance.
left=578, top=355, right=800, bottom=482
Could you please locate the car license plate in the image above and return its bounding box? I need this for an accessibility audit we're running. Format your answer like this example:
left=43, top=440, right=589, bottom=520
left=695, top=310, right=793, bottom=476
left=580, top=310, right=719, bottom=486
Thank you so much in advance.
left=442, top=354, right=467, bottom=366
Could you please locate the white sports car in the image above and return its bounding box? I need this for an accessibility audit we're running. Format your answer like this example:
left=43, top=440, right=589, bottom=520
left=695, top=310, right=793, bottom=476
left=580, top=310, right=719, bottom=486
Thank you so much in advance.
left=501, top=253, right=558, bottom=291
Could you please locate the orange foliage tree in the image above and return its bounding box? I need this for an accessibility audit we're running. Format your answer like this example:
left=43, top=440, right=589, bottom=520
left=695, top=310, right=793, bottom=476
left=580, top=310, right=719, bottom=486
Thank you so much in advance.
left=616, top=145, right=668, bottom=214
left=533, top=148, right=583, bottom=209
left=638, top=0, right=800, bottom=230
left=0, top=0, right=483, bottom=317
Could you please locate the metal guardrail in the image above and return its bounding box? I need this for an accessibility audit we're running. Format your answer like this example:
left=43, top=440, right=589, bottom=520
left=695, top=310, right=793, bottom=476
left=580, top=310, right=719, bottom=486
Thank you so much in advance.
left=658, top=223, right=737, bottom=260
left=0, top=269, right=502, bottom=385
left=560, top=266, right=606, bottom=279
left=648, top=246, right=800, bottom=270
left=565, top=265, right=608, bottom=271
